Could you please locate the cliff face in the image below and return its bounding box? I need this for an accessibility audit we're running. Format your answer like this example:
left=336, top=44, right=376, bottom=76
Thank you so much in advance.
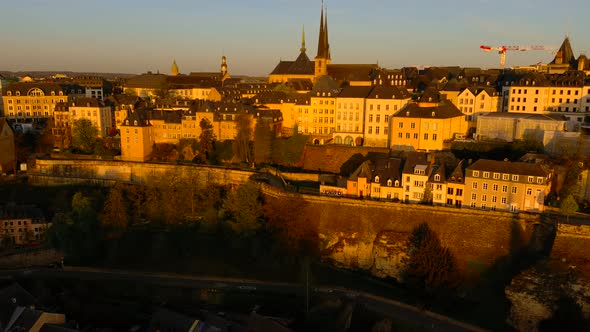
left=321, top=231, right=409, bottom=280
left=505, top=260, right=590, bottom=332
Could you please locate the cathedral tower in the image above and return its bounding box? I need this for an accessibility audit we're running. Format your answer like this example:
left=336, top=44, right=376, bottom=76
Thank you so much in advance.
left=314, top=4, right=331, bottom=78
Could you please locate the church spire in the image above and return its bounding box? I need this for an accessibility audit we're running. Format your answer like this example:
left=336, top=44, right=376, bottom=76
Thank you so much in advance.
left=300, top=25, right=307, bottom=53
left=316, top=2, right=326, bottom=59
left=324, top=5, right=330, bottom=60
left=171, top=59, right=179, bottom=76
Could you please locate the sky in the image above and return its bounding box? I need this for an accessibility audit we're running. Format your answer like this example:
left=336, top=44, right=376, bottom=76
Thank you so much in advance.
left=1, top=0, right=589, bottom=76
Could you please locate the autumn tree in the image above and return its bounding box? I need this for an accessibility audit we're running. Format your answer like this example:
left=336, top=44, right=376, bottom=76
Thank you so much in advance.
left=100, top=183, right=129, bottom=230
left=254, top=119, right=273, bottom=165
left=197, top=118, right=216, bottom=163
left=403, top=223, right=460, bottom=297
left=224, top=181, right=264, bottom=235
left=560, top=194, right=579, bottom=223
left=71, top=118, right=99, bottom=153
left=234, top=113, right=253, bottom=165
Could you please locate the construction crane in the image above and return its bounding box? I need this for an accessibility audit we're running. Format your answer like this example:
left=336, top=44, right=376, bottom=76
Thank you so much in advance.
left=480, top=44, right=552, bottom=69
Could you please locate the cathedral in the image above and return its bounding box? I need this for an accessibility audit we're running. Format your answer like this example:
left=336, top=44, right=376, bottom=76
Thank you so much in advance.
left=268, top=5, right=379, bottom=87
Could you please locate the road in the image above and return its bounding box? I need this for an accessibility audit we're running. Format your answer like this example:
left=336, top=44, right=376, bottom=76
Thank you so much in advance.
left=4, top=266, right=488, bottom=332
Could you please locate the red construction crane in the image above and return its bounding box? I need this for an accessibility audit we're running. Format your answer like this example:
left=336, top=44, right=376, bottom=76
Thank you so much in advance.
left=480, top=44, right=552, bottom=69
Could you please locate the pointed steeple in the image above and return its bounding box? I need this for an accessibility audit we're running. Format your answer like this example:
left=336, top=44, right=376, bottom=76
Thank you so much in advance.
left=171, top=59, right=179, bottom=76
left=551, top=35, right=575, bottom=66
left=316, top=3, right=325, bottom=59
left=324, top=6, right=330, bottom=60
left=300, top=25, right=307, bottom=53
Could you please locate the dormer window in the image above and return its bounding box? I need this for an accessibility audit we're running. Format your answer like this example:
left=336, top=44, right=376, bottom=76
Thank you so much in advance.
left=15, top=91, right=20, bottom=96
left=434, top=174, right=440, bottom=181
left=473, top=171, right=480, bottom=177
left=134, top=120, right=138, bottom=126
left=387, top=179, right=392, bottom=186
left=125, top=120, right=129, bottom=125
left=375, top=176, right=380, bottom=183
left=7, top=91, right=11, bottom=96
left=394, top=180, right=399, bottom=187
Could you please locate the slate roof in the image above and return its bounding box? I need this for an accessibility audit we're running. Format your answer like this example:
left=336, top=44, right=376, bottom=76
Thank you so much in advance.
left=401, top=152, right=432, bottom=175
left=394, top=102, right=464, bottom=119
left=326, top=64, right=379, bottom=83
left=336, top=86, right=373, bottom=99
left=108, top=94, right=143, bottom=107
left=286, top=78, right=313, bottom=91
left=3, top=83, right=65, bottom=96
left=5, top=307, right=42, bottom=332
left=550, top=36, right=576, bottom=66
left=301, top=145, right=389, bottom=174
left=447, top=160, right=466, bottom=183
left=348, top=160, right=372, bottom=181
left=311, top=76, right=340, bottom=95
left=69, top=97, right=106, bottom=108
left=478, top=112, right=567, bottom=121
left=149, top=109, right=182, bottom=124
left=367, top=86, right=411, bottom=99
left=147, top=308, right=200, bottom=332
left=0, top=117, right=15, bottom=137
left=0, top=283, right=36, bottom=326
left=429, top=164, right=446, bottom=183
left=123, top=109, right=151, bottom=127
left=467, top=159, right=551, bottom=177
left=0, top=204, right=44, bottom=221
left=269, top=52, right=315, bottom=76
left=371, top=157, right=403, bottom=184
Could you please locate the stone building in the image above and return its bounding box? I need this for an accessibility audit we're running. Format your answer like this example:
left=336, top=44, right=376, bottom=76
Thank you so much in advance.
left=464, top=159, right=552, bottom=212
left=0, top=204, right=49, bottom=245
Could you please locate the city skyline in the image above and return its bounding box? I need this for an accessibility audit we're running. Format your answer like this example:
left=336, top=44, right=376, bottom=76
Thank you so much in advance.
left=1, top=0, right=589, bottom=76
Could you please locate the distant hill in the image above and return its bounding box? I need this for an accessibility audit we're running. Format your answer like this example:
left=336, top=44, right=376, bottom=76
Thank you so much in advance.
left=0, top=71, right=137, bottom=80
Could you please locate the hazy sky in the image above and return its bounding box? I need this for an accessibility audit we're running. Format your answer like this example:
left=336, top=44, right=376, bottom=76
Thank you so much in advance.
left=1, top=0, right=588, bottom=76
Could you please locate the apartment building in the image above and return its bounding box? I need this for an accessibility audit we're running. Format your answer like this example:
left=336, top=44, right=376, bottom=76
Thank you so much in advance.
left=464, top=159, right=552, bottom=212
left=0, top=204, right=49, bottom=245
left=334, top=86, right=372, bottom=146
left=364, top=86, right=411, bottom=147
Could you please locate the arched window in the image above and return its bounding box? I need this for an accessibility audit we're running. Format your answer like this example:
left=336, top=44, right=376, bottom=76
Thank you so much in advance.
left=394, top=180, right=399, bottom=187
left=15, top=91, right=20, bottom=96
left=334, top=136, right=342, bottom=144
left=125, top=120, right=129, bottom=125
left=375, top=176, right=380, bottom=183
left=434, top=174, right=440, bottom=181
left=134, top=120, right=138, bottom=126
left=387, top=179, right=392, bottom=186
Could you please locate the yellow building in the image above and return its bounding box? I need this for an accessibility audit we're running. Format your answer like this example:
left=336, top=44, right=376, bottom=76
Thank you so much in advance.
left=445, top=161, right=466, bottom=207
left=390, top=101, right=468, bottom=151
left=306, top=76, right=338, bottom=143
left=0, top=118, right=15, bottom=174
left=346, top=157, right=404, bottom=200
left=120, top=111, right=154, bottom=162
left=455, top=87, right=500, bottom=123
left=0, top=204, right=49, bottom=245
left=464, top=159, right=552, bottom=212
left=68, top=98, right=113, bottom=138
left=108, top=94, right=145, bottom=130
left=364, top=86, right=411, bottom=147
left=2, top=83, right=82, bottom=120
left=334, top=86, right=372, bottom=146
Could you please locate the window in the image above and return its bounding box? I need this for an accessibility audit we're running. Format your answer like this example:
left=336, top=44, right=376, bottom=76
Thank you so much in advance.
left=528, top=176, right=534, bottom=183
left=512, top=175, right=519, bottom=181
left=502, top=174, right=509, bottom=180
left=456, top=189, right=463, bottom=196
left=493, top=173, right=500, bottom=180
left=376, top=115, right=380, bottom=123
left=471, top=193, right=477, bottom=200
left=448, top=188, right=454, bottom=195
left=368, top=126, right=372, bottom=134
left=369, top=114, right=373, bottom=122
left=492, top=196, right=497, bottom=203
left=413, top=133, right=418, bottom=139
left=502, top=197, right=507, bottom=204
left=434, top=174, right=440, bottom=181
left=537, top=177, right=544, bottom=184
left=526, top=188, right=532, bottom=195
left=483, top=172, right=490, bottom=178
left=375, top=176, right=380, bottom=183
left=483, top=183, right=488, bottom=190
left=502, top=185, right=508, bottom=193
left=411, top=122, right=415, bottom=129
left=398, top=122, right=403, bottom=128
left=493, top=184, right=498, bottom=191
left=511, top=187, right=517, bottom=194
left=424, top=133, right=428, bottom=140
left=432, top=134, right=437, bottom=141
left=473, top=171, right=480, bottom=177
left=472, top=182, right=478, bottom=189
left=482, top=195, right=487, bottom=202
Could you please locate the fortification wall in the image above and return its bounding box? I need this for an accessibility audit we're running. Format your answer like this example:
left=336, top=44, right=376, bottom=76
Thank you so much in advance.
left=262, top=184, right=544, bottom=279
left=29, top=159, right=254, bottom=188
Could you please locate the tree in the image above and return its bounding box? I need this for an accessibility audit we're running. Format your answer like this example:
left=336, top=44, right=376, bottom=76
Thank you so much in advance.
left=71, top=119, right=99, bottom=154
left=197, top=118, right=216, bottom=163
left=560, top=195, right=579, bottom=223
left=224, top=181, right=264, bottom=235
left=403, top=223, right=460, bottom=296
left=100, top=183, right=129, bottom=230
left=234, top=113, right=253, bottom=164
left=254, top=120, right=273, bottom=165
left=421, top=185, right=433, bottom=205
